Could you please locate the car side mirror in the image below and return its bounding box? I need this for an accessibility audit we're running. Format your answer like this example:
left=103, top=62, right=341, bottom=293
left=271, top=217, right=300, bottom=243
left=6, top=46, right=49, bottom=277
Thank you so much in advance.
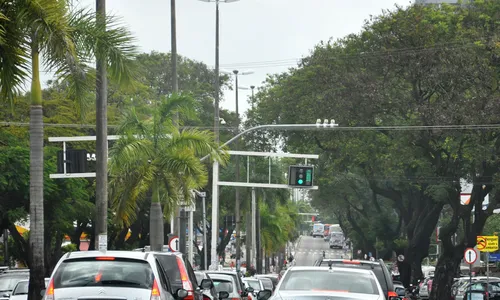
left=257, top=290, right=272, bottom=300
left=200, top=279, right=214, bottom=290
left=219, top=291, right=230, bottom=299
left=396, top=288, right=406, bottom=296
left=2, top=293, right=10, bottom=298
left=246, top=287, right=254, bottom=293
left=40, top=289, right=46, bottom=297
left=176, top=289, right=189, bottom=299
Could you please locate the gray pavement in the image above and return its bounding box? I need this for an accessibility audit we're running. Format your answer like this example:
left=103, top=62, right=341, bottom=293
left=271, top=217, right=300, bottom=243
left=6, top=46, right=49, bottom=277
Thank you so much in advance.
left=294, top=235, right=350, bottom=266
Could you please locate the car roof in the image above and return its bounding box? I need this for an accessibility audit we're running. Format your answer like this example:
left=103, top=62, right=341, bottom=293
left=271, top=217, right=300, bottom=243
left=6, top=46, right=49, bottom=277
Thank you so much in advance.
left=63, top=250, right=152, bottom=260
left=320, top=259, right=381, bottom=266
left=286, top=266, right=377, bottom=275
left=206, top=273, right=234, bottom=281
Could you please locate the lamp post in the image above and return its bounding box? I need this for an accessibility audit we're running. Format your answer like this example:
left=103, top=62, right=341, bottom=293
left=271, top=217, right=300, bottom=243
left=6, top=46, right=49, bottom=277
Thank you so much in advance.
left=198, top=0, right=241, bottom=270
left=206, top=121, right=339, bottom=270
left=222, top=69, right=253, bottom=272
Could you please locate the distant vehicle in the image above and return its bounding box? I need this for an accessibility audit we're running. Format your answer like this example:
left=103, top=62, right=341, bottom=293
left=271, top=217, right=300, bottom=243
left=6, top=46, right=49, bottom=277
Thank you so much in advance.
left=329, top=224, right=342, bottom=233
left=329, top=232, right=345, bottom=249
left=323, top=224, right=331, bottom=237
left=312, top=223, right=324, bottom=238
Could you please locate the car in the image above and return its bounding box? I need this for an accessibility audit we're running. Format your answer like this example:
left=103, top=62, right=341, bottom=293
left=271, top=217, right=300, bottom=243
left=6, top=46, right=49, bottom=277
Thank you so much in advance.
left=154, top=252, right=204, bottom=300
left=270, top=266, right=386, bottom=300
left=0, top=270, right=29, bottom=300
left=205, top=270, right=249, bottom=300
left=242, top=278, right=264, bottom=297
left=252, top=277, right=273, bottom=292
left=313, top=258, right=397, bottom=300
left=195, top=272, right=228, bottom=300
left=44, top=250, right=196, bottom=300
left=254, top=275, right=278, bottom=291
left=207, top=273, right=247, bottom=300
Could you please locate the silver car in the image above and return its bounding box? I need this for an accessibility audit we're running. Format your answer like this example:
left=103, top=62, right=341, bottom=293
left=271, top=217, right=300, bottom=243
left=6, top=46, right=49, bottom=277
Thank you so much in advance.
left=270, top=266, right=386, bottom=300
left=43, top=251, right=190, bottom=300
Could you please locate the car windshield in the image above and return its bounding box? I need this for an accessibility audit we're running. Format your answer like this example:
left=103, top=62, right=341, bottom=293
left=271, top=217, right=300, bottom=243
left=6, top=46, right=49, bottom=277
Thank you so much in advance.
left=246, top=280, right=261, bottom=290
left=12, top=281, right=28, bottom=295
left=261, top=279, right=273, bottom=290
left=53, top=257, right=153, bottom=289
left=280, top=270, right=379, bottom=295
left=213, top=279, right=233, bottom=293
left=0, top=276, right=29, bottom=291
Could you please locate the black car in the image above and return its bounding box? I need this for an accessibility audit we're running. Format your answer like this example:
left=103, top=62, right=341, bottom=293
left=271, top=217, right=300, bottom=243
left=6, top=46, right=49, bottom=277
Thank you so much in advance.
left=314, top=258, right=397, bottom=300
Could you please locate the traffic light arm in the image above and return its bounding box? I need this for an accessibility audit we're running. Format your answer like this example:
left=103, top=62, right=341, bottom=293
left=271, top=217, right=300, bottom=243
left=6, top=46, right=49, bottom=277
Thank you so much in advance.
left=200, top=123, right=339, bottom=162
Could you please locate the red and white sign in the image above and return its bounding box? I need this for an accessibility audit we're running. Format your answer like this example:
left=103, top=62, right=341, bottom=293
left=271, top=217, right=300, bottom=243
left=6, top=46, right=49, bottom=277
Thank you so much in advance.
left=169, top=236, right=179, bottom=252
left=464, top=248, right=478, bottom=265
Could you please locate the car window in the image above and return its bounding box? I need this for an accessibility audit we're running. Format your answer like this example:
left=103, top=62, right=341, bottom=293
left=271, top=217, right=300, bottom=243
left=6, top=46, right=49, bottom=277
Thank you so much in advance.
left=195, top=273, right=204, bottom=285
left=245, top=280, right=261, bottom=290
left=280, top=270, right=379, bottom=295
left=12, top=281, right=29, bottom=295
left=471, top=283, right=485, bottom=291
left=260, top=279, right=273, bottom=290
left=213, top=279, right=234, bottom=293
left=52, top=258, right=154, bottom=289
left=0, top=276, right=29, bottom=291
left=184, top=256, right=198, bottom=286
left=320, top=262, right=388, bottom=292
left=155, top=255, right=182, bottom=290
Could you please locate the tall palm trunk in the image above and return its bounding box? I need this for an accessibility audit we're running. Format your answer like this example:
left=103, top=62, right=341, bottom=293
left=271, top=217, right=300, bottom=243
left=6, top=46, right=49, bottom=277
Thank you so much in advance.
left=150, top=179, right=164, bottom=251
left=95, top=0, right=108, bottom=251
left=28, top=42, right=45, bottom=300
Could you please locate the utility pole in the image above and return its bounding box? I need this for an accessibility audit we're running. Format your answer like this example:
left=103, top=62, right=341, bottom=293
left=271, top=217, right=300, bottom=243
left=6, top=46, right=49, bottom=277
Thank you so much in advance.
left=234, top=70, right=242, bottom=272
left=95, top=0, right=108, bottom=251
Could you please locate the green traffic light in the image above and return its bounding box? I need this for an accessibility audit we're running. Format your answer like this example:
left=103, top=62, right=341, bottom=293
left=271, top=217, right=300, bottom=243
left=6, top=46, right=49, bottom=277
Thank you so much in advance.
left=298, top=179, right=304, bottom=184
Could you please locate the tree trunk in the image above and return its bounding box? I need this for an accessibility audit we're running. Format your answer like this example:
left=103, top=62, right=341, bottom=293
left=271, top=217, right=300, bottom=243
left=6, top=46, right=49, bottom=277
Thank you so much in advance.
left=150, top=180, right=164, bottom=251
left=95, top=0, right=109, bottom=251
left=28, top=39, right=45, bottom=300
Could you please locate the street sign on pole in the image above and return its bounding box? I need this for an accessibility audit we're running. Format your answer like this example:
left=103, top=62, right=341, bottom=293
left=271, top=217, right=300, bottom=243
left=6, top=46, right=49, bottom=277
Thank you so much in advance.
left=464, top=248, right=478, bottom=265
left=169, top=236, right=180, bottom=252
left=477, top=236, right=499, bottom=252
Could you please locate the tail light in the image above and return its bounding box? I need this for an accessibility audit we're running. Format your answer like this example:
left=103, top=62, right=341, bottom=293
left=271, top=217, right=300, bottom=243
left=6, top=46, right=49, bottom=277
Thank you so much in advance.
left=203, top=296, right=211, bottom=300
left=151, top=279, right=161, bottom=300
left=388, top=291, right=398, bottom=298
left=342, top=260, right=360, bottom=264
left=176, top=257, right=194, bottom=295
left=44, top=279, right=55, bottom=300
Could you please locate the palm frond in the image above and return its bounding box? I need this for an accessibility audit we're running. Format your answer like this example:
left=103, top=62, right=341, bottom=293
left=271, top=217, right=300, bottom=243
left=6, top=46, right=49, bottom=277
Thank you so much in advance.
left=156, top=150, right=208, bottom=187
left=167, top=129, right=229, bottom=164
left=67, top=8, right=138, bottom=87
left=159, top=93, right=199, bottom=125
left=0, top=4, right=29, bottom=108
left=117, top=107, right=152, bottom=137
left=109, top=136, right=153, bottom=172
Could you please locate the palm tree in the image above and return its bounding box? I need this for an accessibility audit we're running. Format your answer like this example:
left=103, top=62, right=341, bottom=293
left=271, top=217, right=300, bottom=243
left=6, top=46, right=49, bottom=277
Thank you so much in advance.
left=0, top=1, right=136, bottom=299
left=109, top=94, right=228, bottom=251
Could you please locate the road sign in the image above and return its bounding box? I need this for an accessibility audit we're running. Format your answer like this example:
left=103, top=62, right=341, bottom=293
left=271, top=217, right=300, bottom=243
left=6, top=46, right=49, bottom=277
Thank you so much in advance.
left=464, top=248, right=478, bottom=265
left=397, top=255, right=405, bottom=262
left=477, top=235, right=499, bottom=252
left=169, top=236, right=180, bottom=252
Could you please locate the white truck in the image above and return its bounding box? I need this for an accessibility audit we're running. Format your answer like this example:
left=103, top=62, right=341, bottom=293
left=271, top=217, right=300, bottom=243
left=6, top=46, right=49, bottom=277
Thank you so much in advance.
left=312, top=223, right=325, bottom=238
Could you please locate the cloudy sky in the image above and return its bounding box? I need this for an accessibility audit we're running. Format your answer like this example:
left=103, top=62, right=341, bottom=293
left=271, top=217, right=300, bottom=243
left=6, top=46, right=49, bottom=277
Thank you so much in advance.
left=55, top=0, right=413, bottom=117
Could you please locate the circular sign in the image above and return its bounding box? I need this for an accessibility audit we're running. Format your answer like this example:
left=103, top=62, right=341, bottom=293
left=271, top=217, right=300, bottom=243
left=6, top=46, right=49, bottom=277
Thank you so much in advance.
left=169, top=236, right=180, bottom=252
left=369, top=257, right=375, bottom=262
left=397, top=255, right=405, bottom=262
left=477, top=237, right=487, bottom=251
left=464, top=248, right=478, bottom=265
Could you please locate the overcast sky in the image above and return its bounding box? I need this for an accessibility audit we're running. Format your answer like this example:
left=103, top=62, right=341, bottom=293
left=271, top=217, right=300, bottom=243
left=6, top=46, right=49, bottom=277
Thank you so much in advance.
left=47, top=0, right=413, bottom=117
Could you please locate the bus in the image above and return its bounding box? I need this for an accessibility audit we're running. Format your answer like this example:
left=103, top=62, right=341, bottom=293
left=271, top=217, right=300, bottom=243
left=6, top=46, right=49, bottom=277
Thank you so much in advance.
left=312, top=223, right=325, bottom=238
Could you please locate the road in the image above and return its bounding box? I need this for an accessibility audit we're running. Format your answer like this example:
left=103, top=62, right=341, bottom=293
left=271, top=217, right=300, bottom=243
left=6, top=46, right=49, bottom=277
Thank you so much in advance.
left=293, top=235, right=351, bottom=266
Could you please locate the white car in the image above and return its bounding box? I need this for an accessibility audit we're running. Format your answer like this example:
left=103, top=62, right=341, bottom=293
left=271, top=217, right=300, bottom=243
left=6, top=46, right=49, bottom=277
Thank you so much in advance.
left=270, top=266, right=388, bottom=300
left=9, top=279, right=49, bottom=300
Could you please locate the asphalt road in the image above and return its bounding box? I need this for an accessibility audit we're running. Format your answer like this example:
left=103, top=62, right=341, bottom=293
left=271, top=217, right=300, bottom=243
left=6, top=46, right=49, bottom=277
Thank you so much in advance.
left=294, top=235, right=351, bottom=266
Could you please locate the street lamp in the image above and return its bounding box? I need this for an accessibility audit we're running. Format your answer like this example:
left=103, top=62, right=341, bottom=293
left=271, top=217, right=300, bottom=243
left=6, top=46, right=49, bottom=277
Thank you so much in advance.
left=206, top=121, right=339, bottom=270
left=222, top=69, right=254, bottom=272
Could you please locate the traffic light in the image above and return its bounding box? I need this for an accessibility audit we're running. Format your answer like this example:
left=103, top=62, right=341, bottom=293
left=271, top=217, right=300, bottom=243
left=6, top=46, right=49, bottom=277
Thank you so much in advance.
left=288, top=165, right=314, bottom=187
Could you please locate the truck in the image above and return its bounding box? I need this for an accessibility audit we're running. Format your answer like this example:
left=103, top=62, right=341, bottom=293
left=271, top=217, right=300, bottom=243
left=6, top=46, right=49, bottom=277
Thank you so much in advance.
left=329, top=231, right=345, bottom=249
left=312, top=223, right=325, bottom=238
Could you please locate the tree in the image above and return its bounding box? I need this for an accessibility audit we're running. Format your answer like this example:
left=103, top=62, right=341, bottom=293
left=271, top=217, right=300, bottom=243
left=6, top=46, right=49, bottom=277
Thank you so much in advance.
left=108, top=94, right=228, bottom=251
left=249, top=1, right=500, bottom=297
left=0, top=2, right=136, bottom=298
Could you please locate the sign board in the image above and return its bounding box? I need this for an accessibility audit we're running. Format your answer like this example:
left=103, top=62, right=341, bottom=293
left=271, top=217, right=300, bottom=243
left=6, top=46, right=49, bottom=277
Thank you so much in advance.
left=488, top=253, right=500, bottom=262
left=98, top=234, right=107, bottom=251
left=369, top=257, right=375, bottom=262
left=397, top=255, right=405, bottom=262
left=169, top=236, right=180, bottom=252
left=477, top=235, right=499, bottom=252
left=464, top=248, right=478, bottom=265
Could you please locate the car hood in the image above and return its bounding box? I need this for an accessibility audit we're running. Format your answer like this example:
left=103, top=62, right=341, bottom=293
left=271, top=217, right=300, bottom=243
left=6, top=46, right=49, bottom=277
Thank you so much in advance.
left=273, top=290, right=383, bottom=300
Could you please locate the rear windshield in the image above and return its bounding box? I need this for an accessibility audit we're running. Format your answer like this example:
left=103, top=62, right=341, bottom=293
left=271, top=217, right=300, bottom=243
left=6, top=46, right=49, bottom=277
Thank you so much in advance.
left=13, top=281, right=28, bottom=295
left=53, top=257, right=153, bottom=289
left=213, top=279, right=234, bottom=293
left=0, top=275, right=29, bottom=291
left=280, top=270, right=378, bottom=295
left=261, top=279, right=273, bottom=290
left=246, top=280, right=261, bottom=290
left=318, top=262, right=387, bottom=290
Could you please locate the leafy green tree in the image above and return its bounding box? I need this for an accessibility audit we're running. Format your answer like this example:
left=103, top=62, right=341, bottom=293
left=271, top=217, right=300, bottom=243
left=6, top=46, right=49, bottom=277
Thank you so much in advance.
left=108, top=94, right=228, bottom=251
